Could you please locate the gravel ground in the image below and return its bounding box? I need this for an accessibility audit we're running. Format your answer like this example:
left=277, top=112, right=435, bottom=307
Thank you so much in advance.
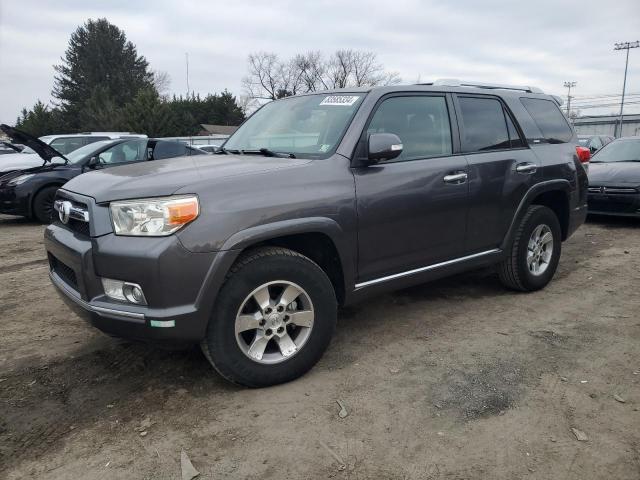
left=0, top=213, right=639, bottom=479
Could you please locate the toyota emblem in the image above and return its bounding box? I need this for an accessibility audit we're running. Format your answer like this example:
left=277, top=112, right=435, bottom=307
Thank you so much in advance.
left=58, top=200, right=72, bottom=224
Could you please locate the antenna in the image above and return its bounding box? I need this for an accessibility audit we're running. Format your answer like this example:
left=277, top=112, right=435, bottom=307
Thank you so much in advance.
left=185, top=52, right=190, bottom=97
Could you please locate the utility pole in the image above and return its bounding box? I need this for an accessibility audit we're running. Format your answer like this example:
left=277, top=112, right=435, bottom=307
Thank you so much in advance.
left=563, top=81, right=576, bottom=117
left=614, top=41, right=639, bottom=137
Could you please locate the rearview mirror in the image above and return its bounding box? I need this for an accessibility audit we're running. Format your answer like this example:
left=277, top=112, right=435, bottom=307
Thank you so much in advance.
left=368, top=133, right=403, bottom=163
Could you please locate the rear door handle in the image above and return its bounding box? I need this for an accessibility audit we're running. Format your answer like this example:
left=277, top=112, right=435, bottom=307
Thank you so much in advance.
left=443, top=172, right=468, bottom=184
left=516, top=162, right=537, bottom=174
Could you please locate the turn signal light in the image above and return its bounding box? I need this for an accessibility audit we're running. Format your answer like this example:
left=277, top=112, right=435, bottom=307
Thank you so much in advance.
left=576, top=146, right=591, bottom=163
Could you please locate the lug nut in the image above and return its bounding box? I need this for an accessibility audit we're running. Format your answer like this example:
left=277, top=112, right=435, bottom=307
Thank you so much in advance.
left=259, top=319, right=266, bottom=326
left=264, top=307, right=272, bottom=314
left=277, top=327, right=284, bottom=334
left=265, top=328, right=273, bottom=336
left=277, top=305, right=284, bottom=312
left=283, top=315, right=290, bottom=322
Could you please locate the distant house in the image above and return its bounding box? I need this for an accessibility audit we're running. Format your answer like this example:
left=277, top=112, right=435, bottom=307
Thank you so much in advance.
left=199, top=124, right=239, bottom=136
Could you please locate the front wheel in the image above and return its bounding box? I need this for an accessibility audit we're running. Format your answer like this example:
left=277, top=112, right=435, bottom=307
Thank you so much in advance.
left=32, top=185, right=59, bottom=223
left=498, top=205, right=562, bottom=292
left=202, top=247, right=337, bottom=387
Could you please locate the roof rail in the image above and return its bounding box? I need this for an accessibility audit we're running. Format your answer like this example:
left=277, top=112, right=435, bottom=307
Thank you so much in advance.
left=424, top=78, right=544, bottom=94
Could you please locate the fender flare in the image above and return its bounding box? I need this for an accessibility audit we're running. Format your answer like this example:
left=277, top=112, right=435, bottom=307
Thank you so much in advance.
left=500, top=179, right=571, bottom=250
left=193, top=217, right=354, bottom=321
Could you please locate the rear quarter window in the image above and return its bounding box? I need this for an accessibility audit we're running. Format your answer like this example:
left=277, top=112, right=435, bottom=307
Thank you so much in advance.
left=520, top=98, right=573, bottom=143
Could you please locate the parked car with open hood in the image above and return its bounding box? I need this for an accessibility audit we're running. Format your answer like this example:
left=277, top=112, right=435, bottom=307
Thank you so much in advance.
left=0, top=125, right=206, bottom=222
left=587, top=136, right=640, bottom=217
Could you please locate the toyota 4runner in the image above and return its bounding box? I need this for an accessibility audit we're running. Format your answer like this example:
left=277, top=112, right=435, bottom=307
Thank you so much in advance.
left=44, top=80, right=588, bottom=387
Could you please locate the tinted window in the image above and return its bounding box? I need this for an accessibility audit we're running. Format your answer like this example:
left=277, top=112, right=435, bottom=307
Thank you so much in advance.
left=152, top=141, right=189, bottom=159
left=505, top=112, right=525, bottom=148
left=520, top=98, right=573, bottom=143
left=98, top=139, right=148, bottom=165
left=366, top=96, right=452, bottom=161
left=458, top=97, right=510, bottom=152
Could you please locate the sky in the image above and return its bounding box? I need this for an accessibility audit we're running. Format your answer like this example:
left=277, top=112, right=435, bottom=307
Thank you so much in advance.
left=1, top=0, right=639, bottom=124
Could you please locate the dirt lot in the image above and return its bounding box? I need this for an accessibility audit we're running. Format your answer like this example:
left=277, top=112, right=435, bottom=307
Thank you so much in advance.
left=0, top=214, right=639, bottom=479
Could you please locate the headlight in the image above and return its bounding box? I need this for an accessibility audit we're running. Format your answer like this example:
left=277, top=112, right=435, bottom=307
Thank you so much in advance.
left=8, top=174, right=35, bottom=186
left=110, top=195, right=199, bottom=236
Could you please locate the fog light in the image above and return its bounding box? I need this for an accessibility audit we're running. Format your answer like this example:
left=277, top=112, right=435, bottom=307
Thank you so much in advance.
left=101, top=278, right=147, bottom=305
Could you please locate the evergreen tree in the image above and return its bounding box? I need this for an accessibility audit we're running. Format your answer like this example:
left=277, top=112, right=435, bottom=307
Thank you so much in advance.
left=52, top=18, right=153, bottom=128
left=121, top=88, right=178, bottom=137
left=15, top=101, right=65, bottom=137
left=78, top=86, right=123, bottom=131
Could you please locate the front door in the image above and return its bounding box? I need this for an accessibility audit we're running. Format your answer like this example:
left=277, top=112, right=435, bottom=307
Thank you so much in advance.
left=353, top=94, right=469, bottom=283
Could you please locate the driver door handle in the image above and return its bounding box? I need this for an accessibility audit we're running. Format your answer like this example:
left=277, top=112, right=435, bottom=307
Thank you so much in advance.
left=443, top=172, right=468, bottom=184
left=516, top=162, right=537, bottom=174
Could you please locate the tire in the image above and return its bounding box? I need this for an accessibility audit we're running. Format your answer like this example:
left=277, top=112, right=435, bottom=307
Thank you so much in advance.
left=202, top=247, right=337, bottom=387
left=32, top=185, right=59, bottom=223
left=498, top=205, right=562, bottom=292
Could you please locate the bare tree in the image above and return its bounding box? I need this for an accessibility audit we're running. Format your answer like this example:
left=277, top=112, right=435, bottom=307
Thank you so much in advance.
left=152, top=70, right=171, bottom=97
left=243, top=49, right=401, bottom=101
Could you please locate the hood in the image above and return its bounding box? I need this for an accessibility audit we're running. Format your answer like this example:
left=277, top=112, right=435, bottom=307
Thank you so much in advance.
left=0, top=124, right=68, bottom=163
left=62, top=153, right=312, bottom=203
left=0, top=153, right=51, bottom=174
left=588, top=161, right=640, bottom=186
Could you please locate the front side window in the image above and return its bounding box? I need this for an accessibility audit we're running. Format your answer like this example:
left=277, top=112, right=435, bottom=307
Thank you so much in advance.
left=224, top=93, right=364, bottom=158
left=366, top=96, right=452, bottom=162
left=98, top=139, right=148, bottom=165
left=520, top=97, right=573, bottom=143
left=458, top=97, right=510, bottom=152
left=151, top=141, right=189, bottom=159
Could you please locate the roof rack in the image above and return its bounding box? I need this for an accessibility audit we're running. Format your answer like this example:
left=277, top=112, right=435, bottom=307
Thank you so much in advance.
left=421, top=78, right=544, bottom=94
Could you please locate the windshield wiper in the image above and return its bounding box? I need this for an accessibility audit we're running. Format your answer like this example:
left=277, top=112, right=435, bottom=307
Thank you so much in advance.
left=240, top=148, right=296, bottom=158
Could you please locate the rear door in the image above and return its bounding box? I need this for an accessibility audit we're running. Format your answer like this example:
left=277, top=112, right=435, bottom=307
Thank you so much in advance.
left=454, top=94, right=540, bottom=252
left=353, top=93, right=469, bottom=283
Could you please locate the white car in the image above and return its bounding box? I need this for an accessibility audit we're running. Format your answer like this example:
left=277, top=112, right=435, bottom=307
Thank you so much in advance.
left=1, top=131, right=147, bottom=175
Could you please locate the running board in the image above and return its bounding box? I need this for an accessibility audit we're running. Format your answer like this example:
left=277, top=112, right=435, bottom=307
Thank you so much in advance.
left=354, top=249, right=501, bottom=289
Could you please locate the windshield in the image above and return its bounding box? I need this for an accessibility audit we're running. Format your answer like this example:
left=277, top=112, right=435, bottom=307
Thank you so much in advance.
left=591, top=139, right=640, bottom=163
left=66, top=140, right=116, bottom=164
left=224, top=93, right=365, bottom=158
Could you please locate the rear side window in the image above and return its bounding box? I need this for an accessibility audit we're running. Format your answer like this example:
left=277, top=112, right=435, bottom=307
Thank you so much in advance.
left=520, top=98, right=573, bottom=143
left=457, top=97, right=510, bottom=152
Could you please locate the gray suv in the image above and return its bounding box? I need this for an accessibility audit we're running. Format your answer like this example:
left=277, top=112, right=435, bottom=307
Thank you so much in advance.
left=44, top=80, right=588, bottom=387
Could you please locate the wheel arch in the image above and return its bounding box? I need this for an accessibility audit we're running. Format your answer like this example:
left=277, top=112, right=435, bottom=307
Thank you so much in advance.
left=501, top=180, right=571, bottom=250
left=194, top=217, right=355, bottom=320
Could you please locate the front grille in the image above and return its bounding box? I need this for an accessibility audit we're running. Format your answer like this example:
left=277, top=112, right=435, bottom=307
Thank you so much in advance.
left=53, top=198, right=91, bottom=237
left=588, top=198, right=639, bottom=214
left=49, top=254, right=78, bottom=290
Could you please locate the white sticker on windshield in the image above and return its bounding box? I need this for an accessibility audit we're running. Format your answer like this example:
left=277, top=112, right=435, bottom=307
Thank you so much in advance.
left=320, top=95, right=360, bottom=106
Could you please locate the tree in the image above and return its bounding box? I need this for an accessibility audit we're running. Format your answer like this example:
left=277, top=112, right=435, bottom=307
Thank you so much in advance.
left=15, top=101, right=65, bottom=137
left=243, top=50, right=400, bottom=102
left=78, top=86, right=123, bottom=131
left=52, top=18, right=154, bottom=128
left=121, top=88, right=178, bottom=137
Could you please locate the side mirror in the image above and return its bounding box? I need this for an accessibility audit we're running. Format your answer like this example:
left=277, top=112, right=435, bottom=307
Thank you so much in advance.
left=367, top=133, right=403, bottom=163
left=87, top=156, right=101, bottom=169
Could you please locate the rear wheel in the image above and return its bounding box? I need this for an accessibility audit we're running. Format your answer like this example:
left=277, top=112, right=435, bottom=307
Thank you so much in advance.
left=32, top=185, right=59, bottom=223
left=498, top=205, right=562, bottom=292
left=202, top=247, right=337, bottom=387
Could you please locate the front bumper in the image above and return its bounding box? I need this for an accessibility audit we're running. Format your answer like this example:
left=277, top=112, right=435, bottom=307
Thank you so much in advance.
left=44, top=195, right=219, bottom=344
left=0, top=183, right=29, bottom=217
left=588, top=192, right=640, bottom=217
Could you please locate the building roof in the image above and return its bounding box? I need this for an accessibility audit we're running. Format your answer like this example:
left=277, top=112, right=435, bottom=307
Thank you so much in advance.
left=200, top=124, right=239, bottom=135
left=573, top=113, right=640, bottom=124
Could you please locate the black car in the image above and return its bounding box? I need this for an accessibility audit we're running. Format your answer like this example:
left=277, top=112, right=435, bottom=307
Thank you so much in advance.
left=0, top=141, right=23, bottom=154
left=0, top=125, right=206, bottom=222
left=578, top=134, right=614, bottom=154
left=588, top=136, right=640, bottom=217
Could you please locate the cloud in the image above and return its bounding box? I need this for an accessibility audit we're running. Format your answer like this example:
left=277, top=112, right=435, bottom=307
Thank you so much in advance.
left=1, top=0, right=639, bottom=123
